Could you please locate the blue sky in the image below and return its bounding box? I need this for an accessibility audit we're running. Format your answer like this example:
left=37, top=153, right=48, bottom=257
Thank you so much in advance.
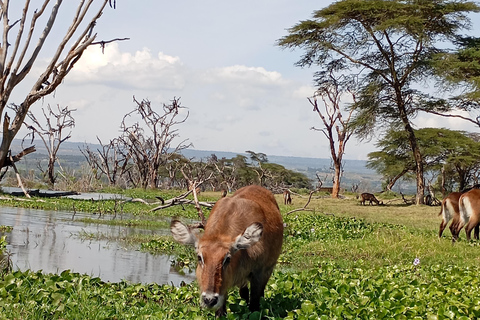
left=10, top=1, right=480, bottom=160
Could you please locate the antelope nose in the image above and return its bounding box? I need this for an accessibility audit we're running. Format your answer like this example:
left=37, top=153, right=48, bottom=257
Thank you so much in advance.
left=202, top=293, right=219, bottom=308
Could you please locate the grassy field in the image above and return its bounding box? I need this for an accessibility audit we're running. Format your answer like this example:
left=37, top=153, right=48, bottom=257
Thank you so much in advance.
left=1, top=189, right=480, bottom=319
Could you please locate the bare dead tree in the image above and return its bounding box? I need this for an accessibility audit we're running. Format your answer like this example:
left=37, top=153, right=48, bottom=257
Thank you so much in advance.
left=150, top=187, right=215, bottom=218
left=21, top=104, right=75, bottom=186
left=180, top=162, right=215, bottom=226
left=315, top=172, right=325, bottom=190
left=208, top=154, right=238, bottom=192
left=80, top=137, right=130, bottom=186
left=119, top=97, right=191, bottom=189
left=285, top=189, right=320, bottom=216
left=308, top=73, right=356, bottom=199
left=163, top=153, right=189, bottom=189
left=351, top=183, right=359, bottom=193
left=8, top=151, right=30, bottom=197
left=0, top=1, right=128, bottom=174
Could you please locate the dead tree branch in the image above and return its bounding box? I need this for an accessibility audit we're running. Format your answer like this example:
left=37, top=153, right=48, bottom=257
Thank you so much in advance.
left=285, top=189, right=319, bottom=215
left=0, top=0, right=123, bottom=174
left=150, top=188, right=215, bottom=212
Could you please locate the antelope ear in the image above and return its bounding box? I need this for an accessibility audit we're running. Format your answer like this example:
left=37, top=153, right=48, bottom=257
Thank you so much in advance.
left=232, top=222, right=263, bottom=252
left=171, top=220, right=197, bottom=246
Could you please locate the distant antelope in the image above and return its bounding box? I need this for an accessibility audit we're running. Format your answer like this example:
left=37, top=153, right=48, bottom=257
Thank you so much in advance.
left=457, top=189, right=480, bottom=241
left=283, top=190, right=292, bottom=205
left=360, top=193, right=383, bottom=205
left=438, top=192, right=462, bottom=241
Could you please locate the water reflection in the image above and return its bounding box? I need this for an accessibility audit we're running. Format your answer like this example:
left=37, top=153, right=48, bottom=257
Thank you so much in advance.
left=0, top=207, right=194, bottom=285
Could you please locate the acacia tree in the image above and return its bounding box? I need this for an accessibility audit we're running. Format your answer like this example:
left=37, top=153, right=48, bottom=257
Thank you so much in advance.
left=419, top=36, right=480, bottom=130
left=368, top=128, right=480, bottom=192
left=307, top=73, right=355, bottom=198
left=278, top=0, right=480, bottom=204
left=0, top=1, right=125, bottom=174
left=246, top=150, right=270, bottom=186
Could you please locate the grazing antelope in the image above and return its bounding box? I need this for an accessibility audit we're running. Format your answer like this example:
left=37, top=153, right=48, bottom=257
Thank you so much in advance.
left=360, top=192, right=383, bottom=205
left=283, top=189, right=292, bottom=205
left=171, top=185, right=284, bottom=317
left=438, top=192, right=462, bottom=241
left=457, top=188, right=480, bottom=241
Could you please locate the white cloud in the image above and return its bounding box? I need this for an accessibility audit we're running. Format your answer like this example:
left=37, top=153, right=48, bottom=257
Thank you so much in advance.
left=25, top=40, right=367, bottom=160
left=293, top=85, right=315, bottom=99
left=68, top=43, right=185, bottom=90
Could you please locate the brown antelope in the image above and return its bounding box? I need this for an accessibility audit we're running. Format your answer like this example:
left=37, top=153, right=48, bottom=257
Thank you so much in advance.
left=438, top=192, right=462, bottom=241
left=360, top=192, right=383, bottom=205
left=283, top=189, right=292, bottom=205
left=457, top=188, right=480, bottom=241
left=171, top=185, right=284, bottom=317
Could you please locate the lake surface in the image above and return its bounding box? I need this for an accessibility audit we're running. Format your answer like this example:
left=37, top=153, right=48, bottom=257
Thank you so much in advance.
left=0, top=207, right=195, bottom=285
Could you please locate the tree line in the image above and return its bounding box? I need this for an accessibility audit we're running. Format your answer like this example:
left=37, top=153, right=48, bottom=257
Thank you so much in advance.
left=368, top=128, right=480, bottom=197
left=79, top=102, right=312, bottom=192
left=4, top=97, right=311, bottom=193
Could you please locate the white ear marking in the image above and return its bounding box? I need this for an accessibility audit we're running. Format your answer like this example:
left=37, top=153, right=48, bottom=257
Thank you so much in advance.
left=171, top=220, right=197, bottom=246
left=232, top=222, right=263, bottom=251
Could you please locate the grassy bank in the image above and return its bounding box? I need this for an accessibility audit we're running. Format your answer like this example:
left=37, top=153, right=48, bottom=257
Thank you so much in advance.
left=1, top=190, right=480, bottom=319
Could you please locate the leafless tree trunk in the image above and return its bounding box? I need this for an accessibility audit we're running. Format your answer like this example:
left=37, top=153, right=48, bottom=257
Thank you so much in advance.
left=315, top=172, right=325, bottom=190
left=209, top=154, right=238, bottom=192
left=385, top=168, right=410, bottom=192
left=180, top=162, right=214, bottom=225
left=308, top=74, right=355, bottom=198
left=119, top=97, right=191, bottom=189
left=164, top=153, right=188, bottom=188
left=22, top=104, right=75, bottom=187
left=0, top=1, right=126, bottom=174
left=80, top=137, right=130, bottom=187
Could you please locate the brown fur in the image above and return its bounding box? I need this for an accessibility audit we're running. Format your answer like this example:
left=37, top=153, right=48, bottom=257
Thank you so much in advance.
left=171, top=185, right=283, bottom=317
left=283, top=190, right=292, bottom=205
left=360, top=192, right=382, bottom=205
left=458, top=189, right=480, bottom=241
left=438, top=192, right=462, bottom=241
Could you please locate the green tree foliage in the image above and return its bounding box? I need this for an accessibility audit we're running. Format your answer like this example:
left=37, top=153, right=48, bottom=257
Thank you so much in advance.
left=368, top=128, right=480, bottom=192
left=277, top=0, right=480, bottom=204
left=431, top=36, right=480, bottom=102
left=157, top=152, right=311, bottom=192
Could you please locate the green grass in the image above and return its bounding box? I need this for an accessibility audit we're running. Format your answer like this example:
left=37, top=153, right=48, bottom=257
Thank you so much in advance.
left=2, top=189, right=480, bottom=319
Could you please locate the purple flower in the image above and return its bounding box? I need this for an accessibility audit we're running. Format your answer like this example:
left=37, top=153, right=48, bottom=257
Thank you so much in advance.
left=413, top=257, right=420, bottom=266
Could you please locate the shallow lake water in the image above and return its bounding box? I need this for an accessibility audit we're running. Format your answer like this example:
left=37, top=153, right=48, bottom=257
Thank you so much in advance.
left=0, top=207, right=195, bottom=285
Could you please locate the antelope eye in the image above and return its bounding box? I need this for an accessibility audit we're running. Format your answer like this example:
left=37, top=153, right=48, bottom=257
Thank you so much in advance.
left=223, top=254, right=231, bottom=267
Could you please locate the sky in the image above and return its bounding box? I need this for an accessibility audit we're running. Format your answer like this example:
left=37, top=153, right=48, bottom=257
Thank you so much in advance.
left=9, top=0, right=480, bottom=161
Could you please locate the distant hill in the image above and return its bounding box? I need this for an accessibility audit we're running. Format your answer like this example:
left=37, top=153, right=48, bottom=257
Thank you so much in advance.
left=10, top=139, right=387, bottom=192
